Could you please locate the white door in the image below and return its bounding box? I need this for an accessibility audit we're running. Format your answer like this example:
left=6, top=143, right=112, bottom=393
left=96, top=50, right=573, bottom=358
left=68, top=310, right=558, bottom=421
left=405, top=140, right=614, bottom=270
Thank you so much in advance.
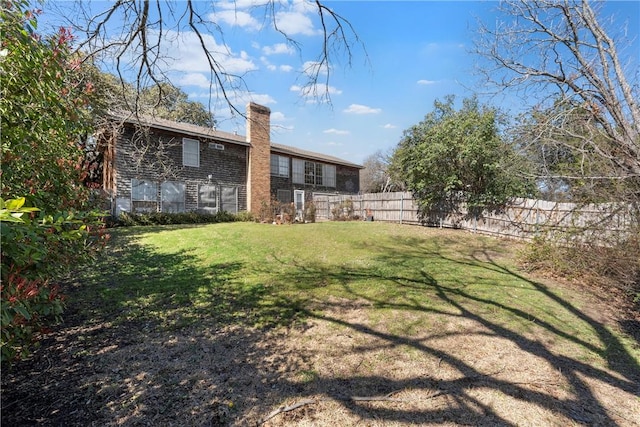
left=294, top=190, right=304, bottom=221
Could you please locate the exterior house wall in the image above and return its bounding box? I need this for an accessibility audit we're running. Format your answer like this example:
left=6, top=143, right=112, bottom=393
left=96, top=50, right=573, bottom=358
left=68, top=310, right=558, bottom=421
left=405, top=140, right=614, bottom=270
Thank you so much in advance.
left=269, top=158, right=361, bottom=201
left=104, top=103, right=361, bottom=217
left=336, top=164, right=360, bottom=194
left=112, top=124, right=248, bottom=214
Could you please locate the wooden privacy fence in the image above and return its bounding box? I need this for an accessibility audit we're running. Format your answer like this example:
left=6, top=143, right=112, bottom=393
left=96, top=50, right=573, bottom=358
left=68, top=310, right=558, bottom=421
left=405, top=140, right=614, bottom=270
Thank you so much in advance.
left=312, top=191, right=635, bottom=242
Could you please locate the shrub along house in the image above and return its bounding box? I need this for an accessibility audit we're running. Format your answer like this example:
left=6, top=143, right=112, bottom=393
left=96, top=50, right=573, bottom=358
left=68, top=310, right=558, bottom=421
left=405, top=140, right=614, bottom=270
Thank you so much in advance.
left=97, top=102, right=362, bottom=218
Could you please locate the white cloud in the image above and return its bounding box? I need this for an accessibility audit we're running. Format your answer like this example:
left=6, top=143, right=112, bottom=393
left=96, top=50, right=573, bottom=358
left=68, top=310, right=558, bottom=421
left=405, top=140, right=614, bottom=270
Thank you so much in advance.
left=214, top=0, right=319, bottom=37
left=271, top=111, right=287, bottom=121
left=247, top=93, right=277, bottom=105
left=159, top=30, right=257, bottom=74
left=211, top=10, right=262, bottom=30
left=216, top=0, right=270, bottom=10
left=323, top=128, right=350, bottom=135
left=343, top=104, right=381, bottom=114
left=326, top=141, right=344, bottom=146
left=382, top=123, right=397, bottom=129
left=261, top=56, right=293, bottom=73
left=302, top=60, right=329, bottom=77
left=178, top=73, right=212, bottom=88
left=417, top=79, right=437, bottom=85
left=262, top=43, right=294, bottom=55
left=187, top=91, right=214, bottom=99
left=275, top=10, right=320, bottom=36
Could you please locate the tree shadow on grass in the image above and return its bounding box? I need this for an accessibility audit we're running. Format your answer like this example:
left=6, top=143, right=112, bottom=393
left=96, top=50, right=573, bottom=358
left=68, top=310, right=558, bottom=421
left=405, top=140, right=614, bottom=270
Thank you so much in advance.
left=2, top=228, right=638, bottom=426
left=0, top=228, right=307, bottom=426
left=258, top=236, right=639, bottom=426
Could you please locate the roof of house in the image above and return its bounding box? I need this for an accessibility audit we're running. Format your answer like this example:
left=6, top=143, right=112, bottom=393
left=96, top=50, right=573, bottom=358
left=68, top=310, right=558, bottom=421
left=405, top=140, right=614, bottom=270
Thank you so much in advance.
left=111, top=111, right=249, bottom=146
left=270, top=143, right=363, bottom=169
left=112, top=112, right=364, bottom=169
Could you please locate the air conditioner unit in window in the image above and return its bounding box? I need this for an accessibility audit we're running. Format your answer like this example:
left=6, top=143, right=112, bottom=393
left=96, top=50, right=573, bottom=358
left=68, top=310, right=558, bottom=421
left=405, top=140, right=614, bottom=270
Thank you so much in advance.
left=209, top=143, right=224, bottom=150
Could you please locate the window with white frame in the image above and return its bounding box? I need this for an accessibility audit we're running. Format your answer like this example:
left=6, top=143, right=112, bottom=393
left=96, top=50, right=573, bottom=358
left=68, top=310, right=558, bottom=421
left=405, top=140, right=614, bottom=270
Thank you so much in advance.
left=270, top=154, right=289, bottom=177
left=183, top=138, right=200, bottom=167
left=198, top=184, right=218, bottom=213
left=131, top=178, right=158, bottom=212
left=304, top=161, right=316, bottom=184
left=292, top=158, right=304, bottom=184
left=292, top=159, right=336, bottom=187
left=323, top=164, right=336, bottom=187
left=220, top=186, right=238, bottom=213
left=161, top=181, right=185, bottom=213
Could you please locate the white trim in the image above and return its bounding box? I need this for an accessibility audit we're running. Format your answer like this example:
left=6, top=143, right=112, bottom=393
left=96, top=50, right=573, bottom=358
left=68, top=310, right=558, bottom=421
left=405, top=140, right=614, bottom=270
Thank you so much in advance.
left=294, top=190, right=305, bottom=220
left=183, top=138, right=200, bottom=167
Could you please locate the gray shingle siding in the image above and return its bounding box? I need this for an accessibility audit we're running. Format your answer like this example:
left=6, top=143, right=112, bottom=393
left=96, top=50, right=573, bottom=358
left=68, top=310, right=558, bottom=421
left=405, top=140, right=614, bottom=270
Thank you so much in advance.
left=106, top=105, right=362, bottom=216
left=114, top=125, right=248, bottom=213
left=269, top=157, right=361, bottom=199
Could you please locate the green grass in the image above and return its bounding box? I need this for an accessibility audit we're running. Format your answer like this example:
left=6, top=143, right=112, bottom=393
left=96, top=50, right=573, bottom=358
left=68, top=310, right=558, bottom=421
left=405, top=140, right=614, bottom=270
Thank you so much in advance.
left=76, top=221, right=638, bottom=370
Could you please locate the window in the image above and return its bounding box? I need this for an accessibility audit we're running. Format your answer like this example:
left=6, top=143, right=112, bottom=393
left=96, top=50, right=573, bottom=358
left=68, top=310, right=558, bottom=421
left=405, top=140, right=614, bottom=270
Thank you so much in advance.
left=161, top=182, right=185, bottom=213
left=131, top=179, right=158, bottom=212
left=276, top=189, right=291, bottom=204
left=220, top=186, right=238, bottom=214
left=292, top=158, right=304, bottom=184
left=324, top=164, right=336, bottom=187
left=131, top=179, right=157, bottom=201
left=304, top=161, right=316, bottom=184
left=292, top=159, right=336, bottom=187
left=199, top=184, right=217, bottom=213
left=183, top=138, right=200, bottom=167
left=315, top=163, right=323, bottom=185
left=270, top=154, right=289, bottom=177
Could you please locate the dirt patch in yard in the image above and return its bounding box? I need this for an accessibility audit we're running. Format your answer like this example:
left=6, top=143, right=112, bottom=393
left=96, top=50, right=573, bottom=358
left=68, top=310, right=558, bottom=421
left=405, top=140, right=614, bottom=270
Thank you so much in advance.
left=3, top=291, right=639, bottom=426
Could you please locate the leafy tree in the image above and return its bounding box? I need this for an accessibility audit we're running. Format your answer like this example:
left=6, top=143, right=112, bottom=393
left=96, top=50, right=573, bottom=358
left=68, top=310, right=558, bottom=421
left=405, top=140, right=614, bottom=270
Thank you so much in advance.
left=1, top=2, right=94, bottom=213
left=391, top=96, right=535, bottom=217
left=136, top=83, right=215, bottom=127
left=1, top=2, right=107, bottom=362
left=80, top=64, right=216, bottom=127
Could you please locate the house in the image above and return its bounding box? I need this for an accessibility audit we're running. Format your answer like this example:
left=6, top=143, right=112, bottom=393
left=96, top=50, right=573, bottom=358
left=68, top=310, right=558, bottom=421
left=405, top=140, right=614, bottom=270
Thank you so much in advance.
left=98, top=102, right=362, bottom=217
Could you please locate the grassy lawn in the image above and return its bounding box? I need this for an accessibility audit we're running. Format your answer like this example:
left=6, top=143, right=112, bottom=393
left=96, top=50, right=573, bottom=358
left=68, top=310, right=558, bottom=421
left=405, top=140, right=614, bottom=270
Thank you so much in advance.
left=2, top=221, right=639, bottom=426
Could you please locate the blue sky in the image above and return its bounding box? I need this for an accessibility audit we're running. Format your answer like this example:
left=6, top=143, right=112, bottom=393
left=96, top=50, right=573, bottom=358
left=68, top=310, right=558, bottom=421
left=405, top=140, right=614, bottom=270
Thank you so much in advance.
left=40, top=1, right=639, bottom=165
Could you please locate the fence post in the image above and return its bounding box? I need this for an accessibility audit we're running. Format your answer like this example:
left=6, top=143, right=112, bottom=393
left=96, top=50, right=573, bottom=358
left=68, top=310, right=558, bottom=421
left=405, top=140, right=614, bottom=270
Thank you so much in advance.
left=400, top=192, right=404, bottom=224
left=535, top=200, right=540, bottom=237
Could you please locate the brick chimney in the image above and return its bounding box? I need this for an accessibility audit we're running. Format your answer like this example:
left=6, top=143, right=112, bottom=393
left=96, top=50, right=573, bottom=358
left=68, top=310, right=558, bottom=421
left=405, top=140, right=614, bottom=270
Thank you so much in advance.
left=246, top=102, right=271, bottom=213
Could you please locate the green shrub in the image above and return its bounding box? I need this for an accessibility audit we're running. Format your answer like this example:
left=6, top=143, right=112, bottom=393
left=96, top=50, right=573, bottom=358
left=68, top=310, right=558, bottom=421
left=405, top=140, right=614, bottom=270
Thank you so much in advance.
left=115, top=210, right=244, bottom=227
left=234, top=211, right=255, bottom=222
left=1, top=198, right=108, bottom=362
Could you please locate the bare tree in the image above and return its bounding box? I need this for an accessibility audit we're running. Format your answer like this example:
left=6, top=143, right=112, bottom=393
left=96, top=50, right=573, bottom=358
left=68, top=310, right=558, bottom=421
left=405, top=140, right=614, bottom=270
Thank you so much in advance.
left=58, top=0, right=363, bottom=117
left=360, top=149, right=402, bottom=193
left=475, top=0, right=639, bottom=299
left=475, top=0, right=639, bottom=196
